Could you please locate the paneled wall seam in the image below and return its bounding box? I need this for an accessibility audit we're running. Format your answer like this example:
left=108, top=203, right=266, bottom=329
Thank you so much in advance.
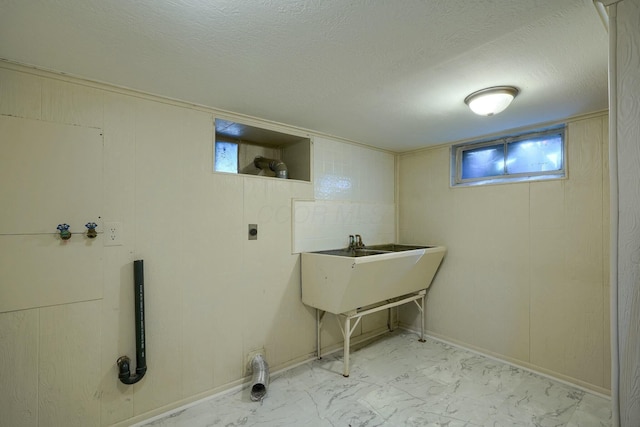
left=614, top=1, right=640, bottom=424
left=527, top=182, right=532, bottom=364
left=36, top=308, right=40, bottom=427
left=602, top=115, right=608, bottom=389
left=38, top=75, right=43, bottom=120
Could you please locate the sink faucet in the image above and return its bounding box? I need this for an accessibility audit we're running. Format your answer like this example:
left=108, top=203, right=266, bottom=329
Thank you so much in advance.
left=348, top=235, right=356, bottom=250
left=355, top=234, right=364, bottom=248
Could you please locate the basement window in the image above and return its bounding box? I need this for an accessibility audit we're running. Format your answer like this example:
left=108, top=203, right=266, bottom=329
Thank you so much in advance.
left=451, top=126, right=565, bottom=186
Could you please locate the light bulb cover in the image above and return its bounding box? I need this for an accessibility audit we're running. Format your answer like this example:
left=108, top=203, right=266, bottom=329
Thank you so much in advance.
left=464, top=86, right=519, bottom=116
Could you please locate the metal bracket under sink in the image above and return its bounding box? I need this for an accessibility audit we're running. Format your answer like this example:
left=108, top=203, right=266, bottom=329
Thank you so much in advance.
left=315, top=289, right=427, bottom=377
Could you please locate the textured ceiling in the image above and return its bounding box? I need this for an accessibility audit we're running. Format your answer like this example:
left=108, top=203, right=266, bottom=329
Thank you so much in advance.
left=0, top=0, right=609, bottom=152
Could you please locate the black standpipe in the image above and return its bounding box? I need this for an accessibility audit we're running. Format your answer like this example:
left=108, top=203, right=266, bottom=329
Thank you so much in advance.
left=117, top=259, right=147, bottom=385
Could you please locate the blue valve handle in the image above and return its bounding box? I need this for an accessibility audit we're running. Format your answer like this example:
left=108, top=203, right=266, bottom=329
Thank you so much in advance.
left=85, top=222, right=98, bottom=238
left=57, top=223, right=72, bottom=240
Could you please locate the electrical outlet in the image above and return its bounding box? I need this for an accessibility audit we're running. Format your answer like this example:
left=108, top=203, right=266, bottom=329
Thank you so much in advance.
left=104, top=221, right=123, bottom=246
left=245, top=348, right=265, bottom=375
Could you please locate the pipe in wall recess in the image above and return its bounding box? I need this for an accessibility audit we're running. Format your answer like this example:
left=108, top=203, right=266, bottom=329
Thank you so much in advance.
left=249, top=354, right=270, bottom=401
left=254, top=156, right=288, bottom=179
left=117, top=259, right=147, bottom=385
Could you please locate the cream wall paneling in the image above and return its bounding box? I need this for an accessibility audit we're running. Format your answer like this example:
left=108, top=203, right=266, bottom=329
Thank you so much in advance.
left=396, top=113, right=610, bottom=393
left=39, top=301, right=102, bottom=427
left=0, top=115, right=103, bottom=233
left=0, top=115, right=103, bottom=312
left=0, top=63, right=398, bottom=427
left=0, top=309, right=38, bottom=427
left=609, top=0, right=640, bottom=425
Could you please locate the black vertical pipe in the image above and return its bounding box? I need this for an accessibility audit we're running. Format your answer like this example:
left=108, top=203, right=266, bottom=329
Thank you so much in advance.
left=133, top=260, right=146, bottom=372
left=117, top=259, right=147, bottom=384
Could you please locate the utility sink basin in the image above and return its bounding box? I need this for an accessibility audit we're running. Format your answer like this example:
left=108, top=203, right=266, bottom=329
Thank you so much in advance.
left=301, top=244, right=446, bottom=314
left=366, top=244, right=434, bottom=252
left=313, top=248, right=391, bottom=257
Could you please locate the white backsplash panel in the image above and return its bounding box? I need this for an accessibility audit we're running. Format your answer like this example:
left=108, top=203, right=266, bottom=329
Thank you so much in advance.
left=313, top=136, right=394, bottom=203
left=295, top=136, right=396, bottom=253
left=293, top=200, right=395, bottom=253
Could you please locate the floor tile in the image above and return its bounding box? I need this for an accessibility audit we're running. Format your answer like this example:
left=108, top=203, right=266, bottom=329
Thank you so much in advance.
left=140, top=332, right=611, bottom=427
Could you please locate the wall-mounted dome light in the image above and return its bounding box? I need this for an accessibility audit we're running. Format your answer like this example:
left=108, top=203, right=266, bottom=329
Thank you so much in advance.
left=464, top=86, right=519, bottom=116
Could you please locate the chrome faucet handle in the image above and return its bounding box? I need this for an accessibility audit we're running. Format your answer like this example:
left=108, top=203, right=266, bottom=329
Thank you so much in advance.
left=355, top=234, right=364, bottom=248
left=348, top=235, right=355, bottom=249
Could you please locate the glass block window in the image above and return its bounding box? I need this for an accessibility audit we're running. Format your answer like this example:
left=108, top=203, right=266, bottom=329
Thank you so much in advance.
left=452, top=126, right=565, bottom=186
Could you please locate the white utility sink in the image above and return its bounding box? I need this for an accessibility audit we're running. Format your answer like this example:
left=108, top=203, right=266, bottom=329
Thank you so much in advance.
left=301, top=245, right=446, bottom=314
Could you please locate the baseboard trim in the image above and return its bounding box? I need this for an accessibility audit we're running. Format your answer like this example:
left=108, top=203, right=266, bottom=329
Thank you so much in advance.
left=122, top=324, right=609, bottom=426
left=123, top=325, right=392, bottom=427
left=400, top=326, right=611, bottom=399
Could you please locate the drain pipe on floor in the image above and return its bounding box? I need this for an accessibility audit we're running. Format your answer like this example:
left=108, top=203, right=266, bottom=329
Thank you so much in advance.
left=117, top=259, right=147, bottom=385
left=249, top=354, right=270, bottom=401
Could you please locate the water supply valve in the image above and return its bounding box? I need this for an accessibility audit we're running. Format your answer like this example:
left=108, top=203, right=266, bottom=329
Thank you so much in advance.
left=57, top=223, right=71, bottom=240
left=85, top=222, right=98, bottom=238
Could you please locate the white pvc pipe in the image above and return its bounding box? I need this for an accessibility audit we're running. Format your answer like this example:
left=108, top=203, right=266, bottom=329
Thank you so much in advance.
left=606, top=3, right=620, bottom=426
left=594, top=0, right=610, bottom=31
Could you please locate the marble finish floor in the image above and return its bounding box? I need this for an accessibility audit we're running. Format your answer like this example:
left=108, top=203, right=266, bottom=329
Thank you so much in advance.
left=140, top=331, right=611, bottom=427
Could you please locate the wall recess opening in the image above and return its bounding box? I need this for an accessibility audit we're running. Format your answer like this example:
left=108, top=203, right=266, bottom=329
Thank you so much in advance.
left=214, top=119, right=311, bottom=182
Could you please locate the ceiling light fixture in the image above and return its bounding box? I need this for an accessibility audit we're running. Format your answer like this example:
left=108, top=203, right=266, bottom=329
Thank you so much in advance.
left=464, top=86, right=519, bottom=116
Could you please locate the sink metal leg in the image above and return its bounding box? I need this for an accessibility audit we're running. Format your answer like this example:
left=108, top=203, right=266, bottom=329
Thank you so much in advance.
left=420, top=292, right=426, bottom=342
left=412, top=290, right=427, bottom=342
left=336, top=312, right=361, bottom=378
left=316, top=309, right=325, bottom=359
left=343, top=315, right=350, bottom=377
left=330, top=291, right=426, bottom=377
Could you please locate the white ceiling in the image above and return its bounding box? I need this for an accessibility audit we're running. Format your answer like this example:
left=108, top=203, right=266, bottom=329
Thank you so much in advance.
left=0, top=0, right=609, bottom=152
